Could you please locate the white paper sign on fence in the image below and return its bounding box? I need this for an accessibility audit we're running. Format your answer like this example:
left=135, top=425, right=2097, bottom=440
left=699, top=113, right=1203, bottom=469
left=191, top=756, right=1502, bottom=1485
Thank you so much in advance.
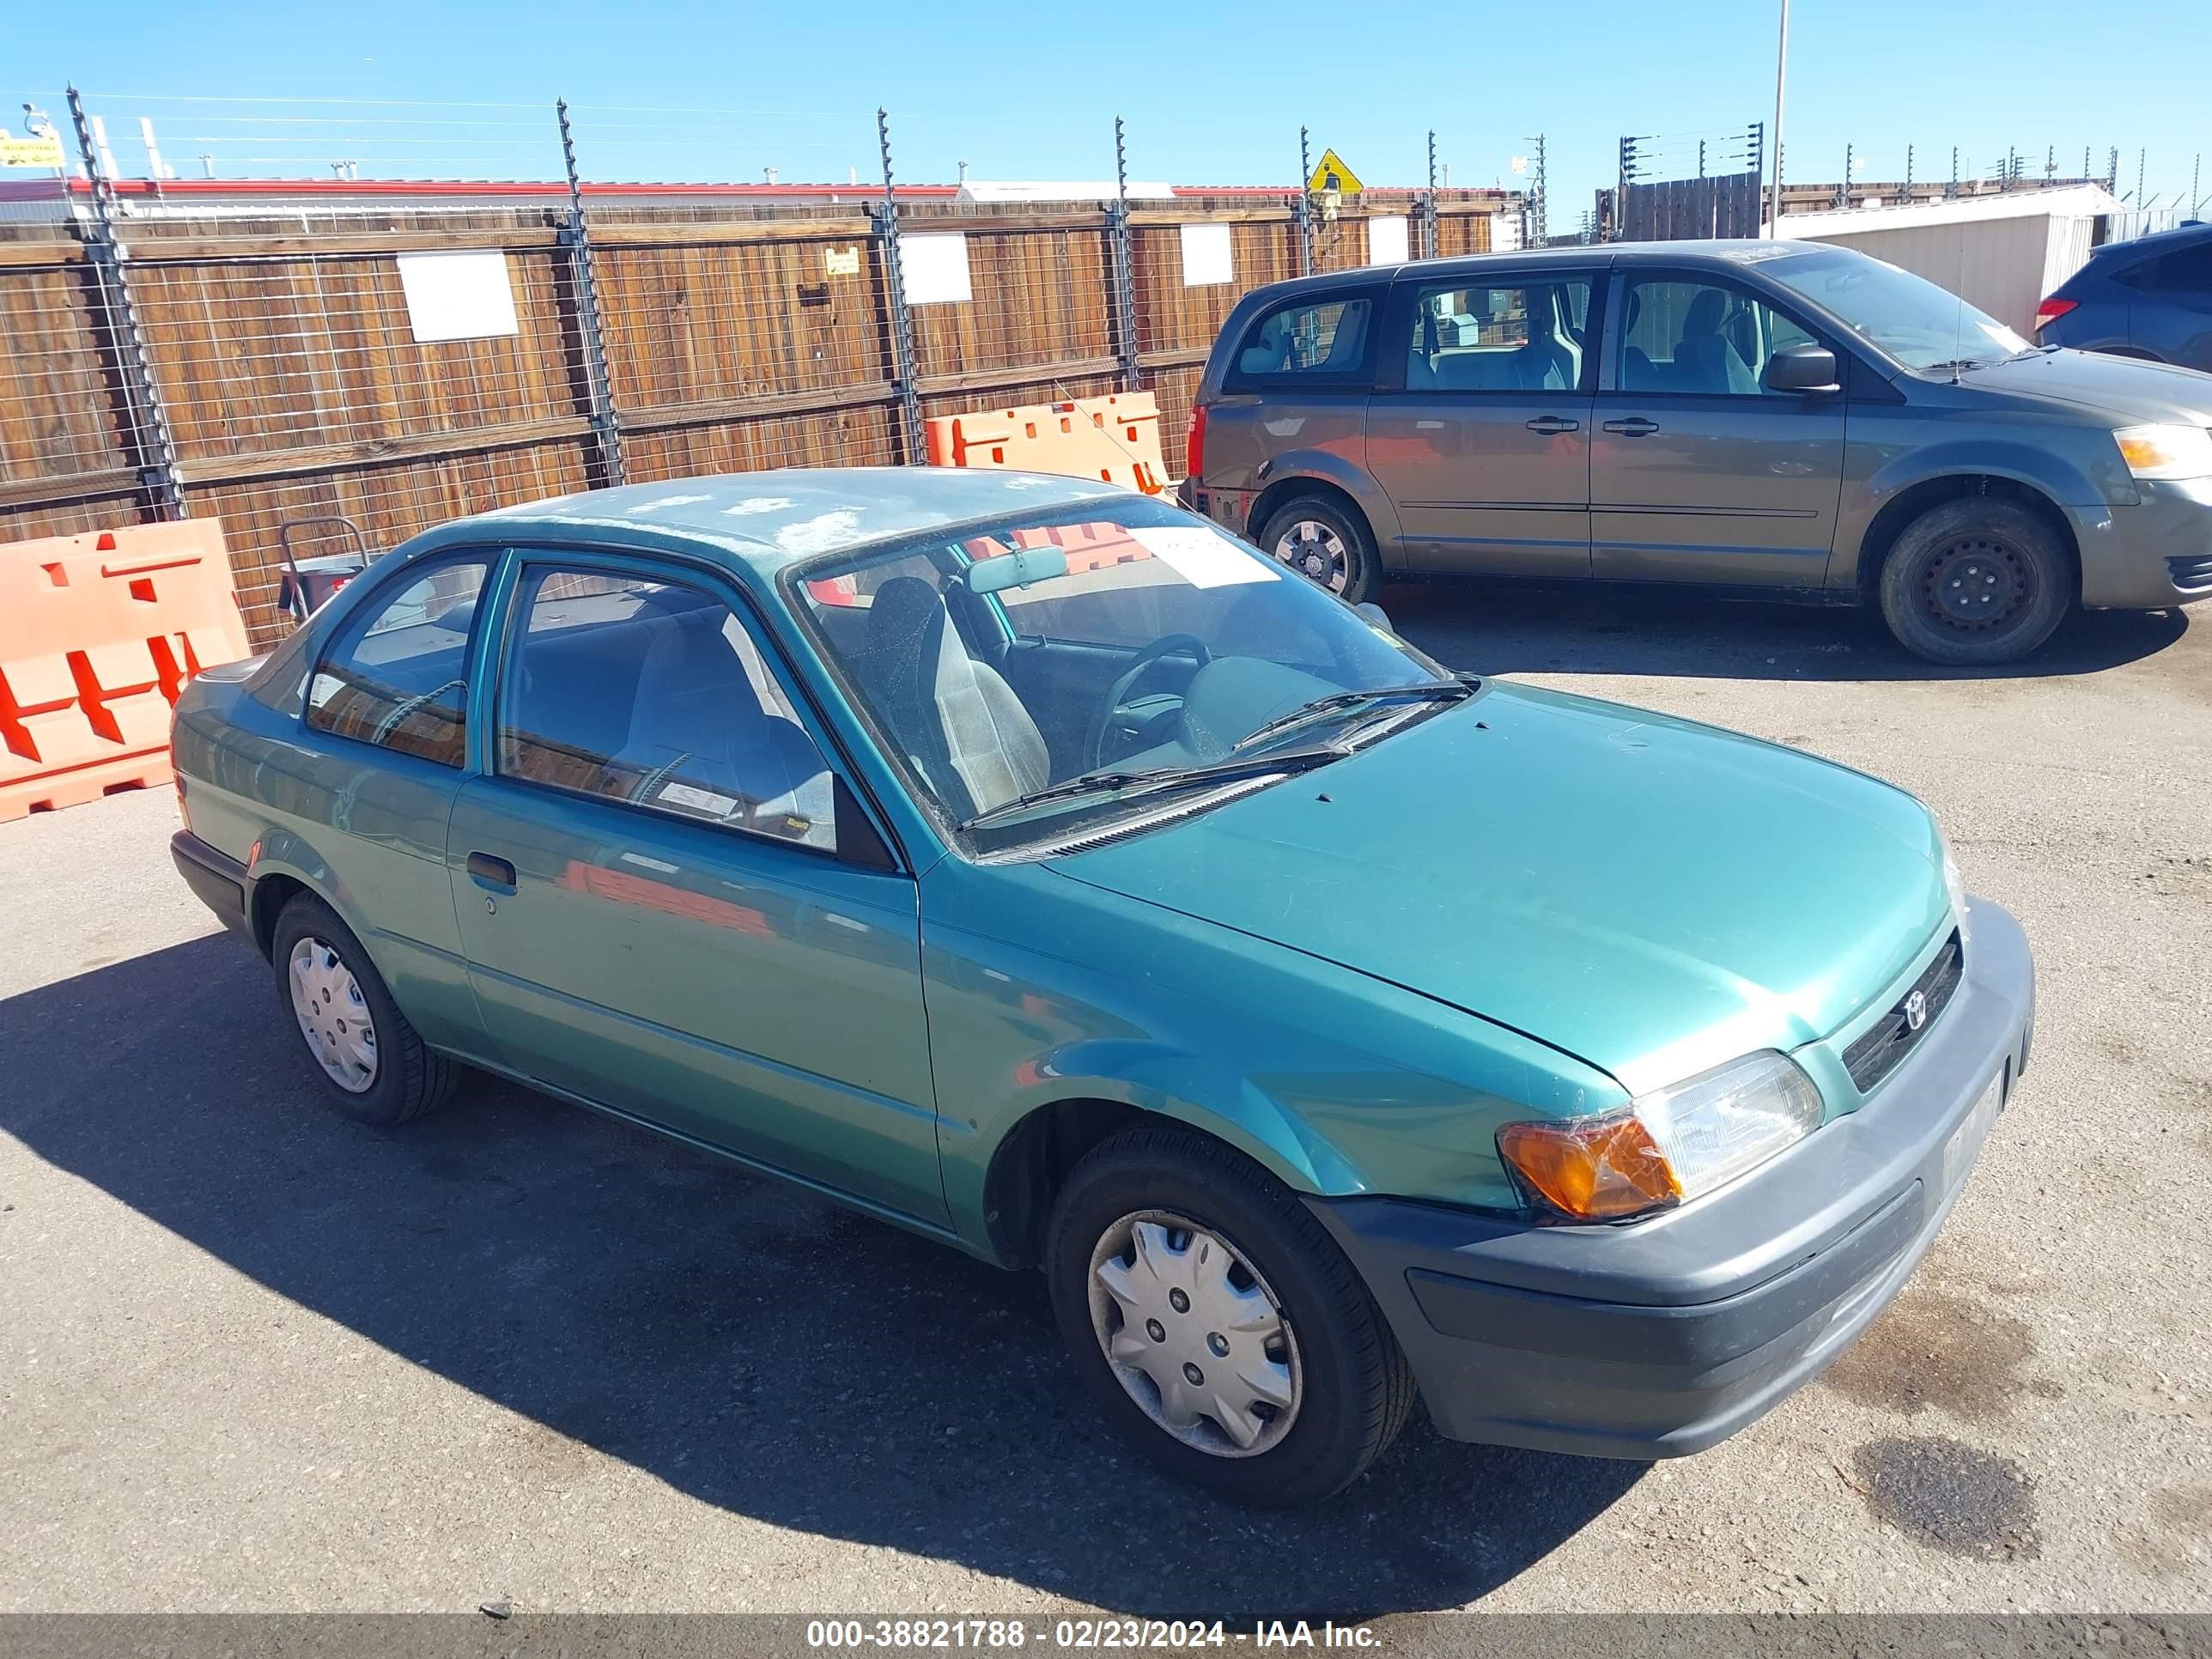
left=395, top=251, right=520, bottom=343
left=1366, top=216, right=1410, bottom=266
left=1179, top=223, right=1234, bottom=286
left=898, top=233, right=974, bottom=305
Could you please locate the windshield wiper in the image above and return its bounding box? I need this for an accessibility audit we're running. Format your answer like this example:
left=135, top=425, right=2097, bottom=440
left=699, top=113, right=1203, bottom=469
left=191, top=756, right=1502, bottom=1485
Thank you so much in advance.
left=958, top=745, right=1345, bottom=831
left=1228, top=675, right=1479, bottom=756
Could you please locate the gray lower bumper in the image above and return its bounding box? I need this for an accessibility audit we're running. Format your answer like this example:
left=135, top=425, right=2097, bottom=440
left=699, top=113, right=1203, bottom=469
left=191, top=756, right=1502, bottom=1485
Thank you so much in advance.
left=1308, top=896, right=2035, bottom=1460
left=2075, top=479, right=2212, bottom=607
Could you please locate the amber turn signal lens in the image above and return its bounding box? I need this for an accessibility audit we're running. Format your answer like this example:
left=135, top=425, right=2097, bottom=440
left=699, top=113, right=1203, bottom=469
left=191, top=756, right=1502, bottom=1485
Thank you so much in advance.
left=1498, top=1112, right=1684, bottom=1221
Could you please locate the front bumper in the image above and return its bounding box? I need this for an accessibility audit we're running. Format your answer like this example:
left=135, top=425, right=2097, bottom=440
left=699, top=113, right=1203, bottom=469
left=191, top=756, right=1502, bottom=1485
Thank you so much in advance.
left=1307, top=896, right=2035, bottom=1461
left=2074, top=477, right=2212, bottom=607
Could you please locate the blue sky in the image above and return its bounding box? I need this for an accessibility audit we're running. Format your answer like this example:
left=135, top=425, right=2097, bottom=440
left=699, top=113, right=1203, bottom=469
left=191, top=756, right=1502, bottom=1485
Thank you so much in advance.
left=8, top=0, right=2209, bottom=219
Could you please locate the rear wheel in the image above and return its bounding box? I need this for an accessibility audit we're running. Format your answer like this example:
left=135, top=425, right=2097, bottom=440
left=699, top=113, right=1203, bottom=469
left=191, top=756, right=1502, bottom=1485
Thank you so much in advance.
left=271, top=893, right=456, bottom=1127
left=1044, top=1122, right=1414, bottom=1506
left=1256, top=496, right=1380, bottom=606
left=1876, top=498, right=2072, bottom=665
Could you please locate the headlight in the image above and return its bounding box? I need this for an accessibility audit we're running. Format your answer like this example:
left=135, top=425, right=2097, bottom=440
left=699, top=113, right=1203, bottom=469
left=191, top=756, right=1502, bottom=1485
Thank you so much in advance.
left=1498, top=1052, right=1824, bottom=1222
left=2113, top=423, right=2212, bottom=482
left=1938, top=830, right=1972, bottom=944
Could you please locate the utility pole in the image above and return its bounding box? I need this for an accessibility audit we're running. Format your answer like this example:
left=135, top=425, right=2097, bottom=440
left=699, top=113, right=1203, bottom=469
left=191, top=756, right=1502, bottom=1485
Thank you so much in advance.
left=2136, top=147, right=2146, bottom=204
left=1765, top=0, right=1790, bottom=235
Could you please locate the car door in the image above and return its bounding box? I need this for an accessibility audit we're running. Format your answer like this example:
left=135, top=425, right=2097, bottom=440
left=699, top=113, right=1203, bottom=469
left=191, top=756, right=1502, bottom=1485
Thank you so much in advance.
left=446, top=554, right=945, bottom=1226
left=291, top=551, right=496, bottom=1055
left=2125, top=240, right=2212, bottom=371
left=1362, top=266, right=1600, bottom=577
left=1591, top=267, right=1846, bottom=586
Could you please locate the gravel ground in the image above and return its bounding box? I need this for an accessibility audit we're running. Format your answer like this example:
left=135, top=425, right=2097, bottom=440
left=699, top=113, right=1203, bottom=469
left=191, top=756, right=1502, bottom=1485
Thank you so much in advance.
left=1, top=586, right=2207, bottom=1619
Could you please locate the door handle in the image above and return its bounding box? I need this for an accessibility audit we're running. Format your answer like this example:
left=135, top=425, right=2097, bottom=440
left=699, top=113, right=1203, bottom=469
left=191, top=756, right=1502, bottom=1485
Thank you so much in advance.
left=1525, top=416, right=1582, bottom=434
left=466, top=851, right=517, bottom=891
left=1601, top=417, right=1662, bottom=437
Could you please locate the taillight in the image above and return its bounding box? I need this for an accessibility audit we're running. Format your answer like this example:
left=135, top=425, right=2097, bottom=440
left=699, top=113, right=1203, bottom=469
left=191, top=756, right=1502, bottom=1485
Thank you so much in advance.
left=2034, top=297, right=2077, bottom=332
left=1184, top=404, right=1207, bottom=483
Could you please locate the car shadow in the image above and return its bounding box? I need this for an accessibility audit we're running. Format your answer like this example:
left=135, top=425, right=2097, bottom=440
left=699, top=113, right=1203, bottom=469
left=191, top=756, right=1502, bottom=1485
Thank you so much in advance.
left=1379, top=579, right=2191, bottom=682
left=0, top=936, right=1645, bottom=1619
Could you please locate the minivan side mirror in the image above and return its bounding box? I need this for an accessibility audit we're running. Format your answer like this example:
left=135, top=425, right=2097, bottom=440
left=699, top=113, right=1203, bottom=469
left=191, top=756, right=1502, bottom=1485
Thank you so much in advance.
left=1763, top=343, right=1841, bottom=394
left=1354, top=600, right=1394, bottom=631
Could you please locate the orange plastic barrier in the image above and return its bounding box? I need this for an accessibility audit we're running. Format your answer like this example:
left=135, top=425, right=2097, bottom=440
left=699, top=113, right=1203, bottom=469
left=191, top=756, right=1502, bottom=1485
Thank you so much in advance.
left=0, top=520, right=252, bottom=822
left=925, top=392, right=1170, bottom=495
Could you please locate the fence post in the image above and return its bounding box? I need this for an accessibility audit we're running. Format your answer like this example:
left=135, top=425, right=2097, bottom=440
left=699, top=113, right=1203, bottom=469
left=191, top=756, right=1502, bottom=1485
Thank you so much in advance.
left=1107, top=116, right=1140, bottom=392
left=873, top=109, right=926, bottom=466
left=1296, top=127, right=1315, bottom=275
left=66, top=87, right=185, bottom=522
left=556, top=100, right=626, bottom=489
left=1421, top=130, right=1438, bottom=259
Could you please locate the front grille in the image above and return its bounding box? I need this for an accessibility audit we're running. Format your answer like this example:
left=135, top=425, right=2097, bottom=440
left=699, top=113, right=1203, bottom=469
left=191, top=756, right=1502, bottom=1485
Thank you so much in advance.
left=1843, top=931, right=1963, bottom=1094
left=2166, top=554, right=2212, bottom=595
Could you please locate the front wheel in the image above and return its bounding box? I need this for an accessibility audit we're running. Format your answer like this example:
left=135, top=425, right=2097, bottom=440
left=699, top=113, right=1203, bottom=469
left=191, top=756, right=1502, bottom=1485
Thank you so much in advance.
left=1255, top=496, right=1380, bottom=605
left=1044, top=1123, right=1414, bottom=1506
left=1876, top=499, right=2072, bottom=665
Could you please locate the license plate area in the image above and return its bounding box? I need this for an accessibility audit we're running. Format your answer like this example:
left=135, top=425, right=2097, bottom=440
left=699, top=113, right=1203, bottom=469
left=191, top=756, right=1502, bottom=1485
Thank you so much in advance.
left=1942, top=1067, right=2006, bottom=1194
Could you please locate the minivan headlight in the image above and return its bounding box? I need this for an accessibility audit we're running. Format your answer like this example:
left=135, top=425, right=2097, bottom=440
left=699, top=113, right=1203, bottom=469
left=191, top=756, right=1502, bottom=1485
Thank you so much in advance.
left=2113, top=423, right=2212, bottom=481
left=1498, top=1052, right=1825, bottom=1222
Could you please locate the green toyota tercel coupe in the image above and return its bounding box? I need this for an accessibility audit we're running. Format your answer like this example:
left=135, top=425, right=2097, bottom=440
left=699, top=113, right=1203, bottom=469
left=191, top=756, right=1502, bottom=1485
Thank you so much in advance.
left=169, top=469, right=2034, bottom=1506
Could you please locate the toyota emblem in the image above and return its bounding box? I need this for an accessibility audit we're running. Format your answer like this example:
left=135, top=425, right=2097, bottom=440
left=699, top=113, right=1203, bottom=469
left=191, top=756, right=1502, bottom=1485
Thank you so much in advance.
left=1904, top=989, right=1928, bottom=1031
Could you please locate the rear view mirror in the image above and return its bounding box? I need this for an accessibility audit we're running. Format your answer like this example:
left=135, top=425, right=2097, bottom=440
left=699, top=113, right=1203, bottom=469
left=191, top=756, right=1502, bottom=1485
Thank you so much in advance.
left=965, top=545, right=1069, bottom=594
left=1763, top=343, right=1840, bottom=394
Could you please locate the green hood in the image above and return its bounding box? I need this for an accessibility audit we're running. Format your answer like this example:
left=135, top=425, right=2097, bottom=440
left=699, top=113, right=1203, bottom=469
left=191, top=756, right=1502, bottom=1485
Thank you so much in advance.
left=1049, top=684, right=1951, bottom=1097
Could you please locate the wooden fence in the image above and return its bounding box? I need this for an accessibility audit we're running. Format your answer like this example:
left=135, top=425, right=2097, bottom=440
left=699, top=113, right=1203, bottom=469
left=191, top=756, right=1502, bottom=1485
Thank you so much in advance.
left=1, top=191, right=1505, bottom=645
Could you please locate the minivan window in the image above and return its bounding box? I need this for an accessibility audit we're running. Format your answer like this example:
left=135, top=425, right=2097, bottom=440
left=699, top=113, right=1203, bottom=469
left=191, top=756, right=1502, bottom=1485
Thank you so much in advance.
left=1235, top=297, right=1372, bottom=378
left=304, top=557, right=489, bottom=768
left=1756, top=246, right=2027, bottom=368
left=1402, top=279, right=1592, bottom=392
left=1620, top=278, right=1815, bottom=395
left=2135, top=244, right=2212, bottom=293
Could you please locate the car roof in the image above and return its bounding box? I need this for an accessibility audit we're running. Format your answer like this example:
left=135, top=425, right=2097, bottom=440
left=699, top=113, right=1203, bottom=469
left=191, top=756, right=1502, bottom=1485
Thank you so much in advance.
left=1237, top=238, right=1838, bottom=300
left=409, top=467, right=1133, bottom=579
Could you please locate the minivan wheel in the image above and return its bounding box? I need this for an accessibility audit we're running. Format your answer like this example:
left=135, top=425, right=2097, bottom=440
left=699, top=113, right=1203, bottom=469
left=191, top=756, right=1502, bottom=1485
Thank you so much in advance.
left=271, top=893, right=456, bottom=1127
left=1256, top=496, right=1379, bottom=605
left=1877, top=499, right=2071, bottom=665
left=1044, top=1123, right=1414, bottom=1506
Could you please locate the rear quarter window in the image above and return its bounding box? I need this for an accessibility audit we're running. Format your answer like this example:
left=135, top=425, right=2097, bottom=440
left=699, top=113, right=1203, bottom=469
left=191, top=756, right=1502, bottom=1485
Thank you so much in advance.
left=1226, top=294, right=1376, bottom=386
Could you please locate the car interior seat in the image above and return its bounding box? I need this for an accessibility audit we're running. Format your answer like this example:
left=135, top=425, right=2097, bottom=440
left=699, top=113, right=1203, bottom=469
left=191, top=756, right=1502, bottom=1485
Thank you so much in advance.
left=1674, top=289, right=1759, bottom=394
left=611, top=612, right=835, bottom=846
left=850, top=575, right=1048, bottom=821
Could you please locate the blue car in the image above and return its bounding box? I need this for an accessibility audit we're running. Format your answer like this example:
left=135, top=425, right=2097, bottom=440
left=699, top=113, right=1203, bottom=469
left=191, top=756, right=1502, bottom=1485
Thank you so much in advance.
left=2039, top=222, right=2212, bottom=371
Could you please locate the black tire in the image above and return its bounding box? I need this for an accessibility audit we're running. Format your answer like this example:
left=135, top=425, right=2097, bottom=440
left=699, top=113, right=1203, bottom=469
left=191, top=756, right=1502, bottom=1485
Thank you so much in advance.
left=1043, top=1121, right=1414, bottom=1507
left=1255, top=495, right=1381, bottom=606
left=1875, top=498, right=2072, bottom=665
left=270, top=892, right=456, bottom=1127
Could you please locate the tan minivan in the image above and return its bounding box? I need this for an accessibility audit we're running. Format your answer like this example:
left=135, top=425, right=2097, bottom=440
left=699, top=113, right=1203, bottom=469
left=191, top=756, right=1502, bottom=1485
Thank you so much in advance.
left=1177, top=240, right=2212, bottom=664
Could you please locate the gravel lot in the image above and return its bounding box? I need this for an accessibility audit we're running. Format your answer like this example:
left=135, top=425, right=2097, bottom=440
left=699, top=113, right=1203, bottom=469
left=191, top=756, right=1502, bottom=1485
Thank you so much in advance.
left=2, top=586, right=2207, bottom=1619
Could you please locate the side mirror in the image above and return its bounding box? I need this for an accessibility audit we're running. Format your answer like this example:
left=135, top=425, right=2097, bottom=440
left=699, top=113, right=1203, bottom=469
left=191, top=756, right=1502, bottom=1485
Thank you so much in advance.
left=1763, top=343, right=1841, bottom=394
left=1354, top=600, right=1394, bottom=630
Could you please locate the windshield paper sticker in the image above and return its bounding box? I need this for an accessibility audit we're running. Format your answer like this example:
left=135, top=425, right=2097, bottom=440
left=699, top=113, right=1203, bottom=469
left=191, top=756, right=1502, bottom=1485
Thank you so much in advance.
left=1131, top=526, right=1280, bottom=588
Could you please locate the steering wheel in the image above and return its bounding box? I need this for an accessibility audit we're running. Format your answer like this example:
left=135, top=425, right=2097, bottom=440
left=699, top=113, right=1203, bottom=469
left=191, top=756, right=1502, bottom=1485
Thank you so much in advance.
left=1088, top=635, right=1212, bottom=770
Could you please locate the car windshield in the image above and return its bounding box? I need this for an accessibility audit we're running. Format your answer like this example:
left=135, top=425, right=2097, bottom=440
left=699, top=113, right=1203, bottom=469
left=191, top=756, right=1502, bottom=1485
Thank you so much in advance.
left=783, top=495, right=1459, bottom=853
left=1756, top=246, right=2031, bottom=369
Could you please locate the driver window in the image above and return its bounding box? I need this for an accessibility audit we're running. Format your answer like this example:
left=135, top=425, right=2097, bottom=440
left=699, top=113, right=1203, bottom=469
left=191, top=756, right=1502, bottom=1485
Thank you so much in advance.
left=1620, top=278, right=1814, bottom=396
left=304, top=556, right=489, bottom=767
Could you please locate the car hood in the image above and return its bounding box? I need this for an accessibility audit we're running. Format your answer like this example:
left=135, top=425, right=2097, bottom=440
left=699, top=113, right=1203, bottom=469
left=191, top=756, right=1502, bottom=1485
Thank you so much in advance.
left=1047, top=684, right=1952, bottom=1097
left=1961, top=349, right=2212, bottom=425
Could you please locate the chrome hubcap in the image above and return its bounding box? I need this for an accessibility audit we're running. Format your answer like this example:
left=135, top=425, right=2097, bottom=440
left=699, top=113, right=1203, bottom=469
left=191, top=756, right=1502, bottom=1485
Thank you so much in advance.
left=1087, top=1210, right=1301, bottom=1458
left=288, top=937, right=378, bottom=1093
left=1273, top=520, right=1350, bottom=593
left=1923, top=537, right=2031, bottom=633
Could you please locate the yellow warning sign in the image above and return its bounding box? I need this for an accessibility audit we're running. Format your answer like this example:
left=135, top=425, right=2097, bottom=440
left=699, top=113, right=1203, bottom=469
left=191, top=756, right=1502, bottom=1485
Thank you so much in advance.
left=1306, top=149, right=1364, bottom=195
left=0, top=132, right=66, bottom=169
